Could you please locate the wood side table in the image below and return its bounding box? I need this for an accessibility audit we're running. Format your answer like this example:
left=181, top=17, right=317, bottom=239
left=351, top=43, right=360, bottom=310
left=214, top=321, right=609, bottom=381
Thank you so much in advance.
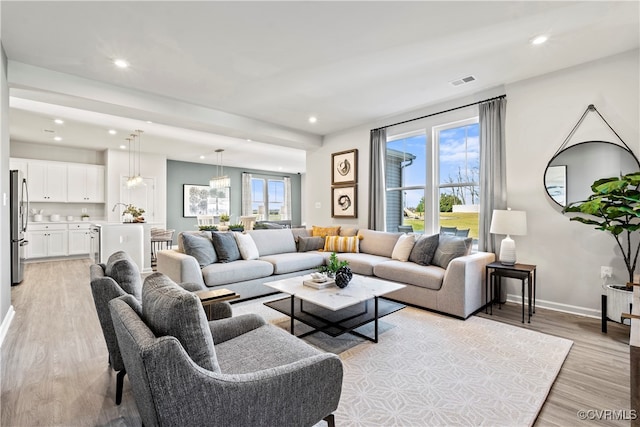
left=485, top=261, right=537, bottom=323
left=195, top=288, right=240, bottom=320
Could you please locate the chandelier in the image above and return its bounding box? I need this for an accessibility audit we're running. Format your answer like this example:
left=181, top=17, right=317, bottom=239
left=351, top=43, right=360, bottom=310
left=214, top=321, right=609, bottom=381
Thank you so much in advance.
left=209, top=148, right=230, bottom=189
left=126, top=130, right=144, bottom=188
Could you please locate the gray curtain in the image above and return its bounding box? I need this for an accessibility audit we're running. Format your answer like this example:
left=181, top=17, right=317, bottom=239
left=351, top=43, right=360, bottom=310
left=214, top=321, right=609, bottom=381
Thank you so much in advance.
left=478, top=97, right=507, bottom=253
left=368, top=128, right=387, bottom=230
left=241, top=173, right=253, bottom=216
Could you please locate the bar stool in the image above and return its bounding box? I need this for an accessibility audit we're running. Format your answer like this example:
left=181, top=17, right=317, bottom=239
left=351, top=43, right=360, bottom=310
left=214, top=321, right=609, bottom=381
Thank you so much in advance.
left=151, top=228, right=175, bottom=269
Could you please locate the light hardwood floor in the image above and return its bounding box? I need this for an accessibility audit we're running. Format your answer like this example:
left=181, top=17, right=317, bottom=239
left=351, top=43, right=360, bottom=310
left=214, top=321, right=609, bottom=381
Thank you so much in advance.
left=1, top=259, right=632, bottom=426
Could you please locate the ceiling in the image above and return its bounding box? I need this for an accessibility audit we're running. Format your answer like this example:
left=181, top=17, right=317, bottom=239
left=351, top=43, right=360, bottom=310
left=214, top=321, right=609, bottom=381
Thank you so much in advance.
left=2, top=1, right=638, bottom=173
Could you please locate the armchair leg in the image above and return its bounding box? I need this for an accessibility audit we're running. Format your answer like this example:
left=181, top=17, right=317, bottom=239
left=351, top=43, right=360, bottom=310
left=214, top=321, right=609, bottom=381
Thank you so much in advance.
left=115, top=369, right=126, bottom=405
left=323, top=414, right=335, bottom=427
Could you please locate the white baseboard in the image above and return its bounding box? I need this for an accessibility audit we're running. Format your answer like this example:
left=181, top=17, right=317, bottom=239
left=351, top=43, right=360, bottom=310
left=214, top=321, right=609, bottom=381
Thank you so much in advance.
left=0, top=305, right=15, bottom=348
left=506, top=293, right=601, bottom=319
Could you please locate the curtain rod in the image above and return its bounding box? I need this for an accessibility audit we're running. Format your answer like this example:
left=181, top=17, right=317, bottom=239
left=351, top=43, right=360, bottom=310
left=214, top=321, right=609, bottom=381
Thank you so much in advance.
left=243, top=171, right=292, bottom=178
left=371, top=94, right=506, bottom=132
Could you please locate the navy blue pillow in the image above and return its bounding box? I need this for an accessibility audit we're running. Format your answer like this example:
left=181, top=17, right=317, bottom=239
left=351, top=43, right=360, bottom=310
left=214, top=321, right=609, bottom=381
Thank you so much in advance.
left=210, top=232, right=241, bottom=263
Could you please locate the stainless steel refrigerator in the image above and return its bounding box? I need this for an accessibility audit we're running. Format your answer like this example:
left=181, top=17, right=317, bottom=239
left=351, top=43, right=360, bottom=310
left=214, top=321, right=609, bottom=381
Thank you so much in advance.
left=10, top=170, right=29, bottom=285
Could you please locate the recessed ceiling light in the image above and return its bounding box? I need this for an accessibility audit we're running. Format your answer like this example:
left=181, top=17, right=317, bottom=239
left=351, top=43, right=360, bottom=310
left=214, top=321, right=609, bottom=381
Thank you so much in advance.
left=531, top=35, right=548, bottom=45
left=54, top=119, right=64, bottom=125
left=120, top=145, right=127, bottom=149
left=199, top=155, right=205, bottom=159
left=53, top=136, right=62, bottom=141
left=308, top=116, right=317, bottom=124
left=108, top=129, right=117, bottom=135
left=247, top=139, right=252, bottom=142
left=114, top=59, right=129, bottom=68
left=146, top=120, right=153, bottom=124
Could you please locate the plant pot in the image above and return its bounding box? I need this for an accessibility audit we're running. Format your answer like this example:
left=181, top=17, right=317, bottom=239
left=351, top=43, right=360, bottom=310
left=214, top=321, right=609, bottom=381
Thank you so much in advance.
left=605, top=284, right=632, bottom=325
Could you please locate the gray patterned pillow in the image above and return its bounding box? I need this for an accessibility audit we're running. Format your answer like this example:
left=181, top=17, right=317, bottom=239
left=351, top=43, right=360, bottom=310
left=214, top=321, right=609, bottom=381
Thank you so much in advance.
left=141, top=273, right=220, bottom=372
left=432, top=235, right=473, bottom=269
left=408, top=234, right=439, bottom=266
left=210, top=232, right=241, bottom=263
left=182, top=232, right=217, bottom=267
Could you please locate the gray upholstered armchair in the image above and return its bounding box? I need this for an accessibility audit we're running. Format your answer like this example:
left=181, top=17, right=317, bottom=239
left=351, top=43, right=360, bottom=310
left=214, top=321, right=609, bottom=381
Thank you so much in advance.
left=109, top=272, right=343, bottom=427
left=90, top=252, right=231, bottom=405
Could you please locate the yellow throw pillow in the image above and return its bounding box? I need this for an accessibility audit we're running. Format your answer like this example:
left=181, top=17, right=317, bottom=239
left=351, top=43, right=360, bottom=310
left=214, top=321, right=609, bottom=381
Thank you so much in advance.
left=324, top=235, right=359, bottom=253
left=312, top=225, right=341, bottom=238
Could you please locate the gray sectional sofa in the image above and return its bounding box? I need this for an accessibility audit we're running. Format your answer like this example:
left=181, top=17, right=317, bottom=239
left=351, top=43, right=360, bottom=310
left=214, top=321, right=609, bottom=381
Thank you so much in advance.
left=156, top=227, right=495, bottom=319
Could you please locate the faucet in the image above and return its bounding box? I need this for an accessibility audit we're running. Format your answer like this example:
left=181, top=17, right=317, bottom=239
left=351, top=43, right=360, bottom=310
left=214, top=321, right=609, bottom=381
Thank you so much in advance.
left=112, top=203, right=128, bottom=212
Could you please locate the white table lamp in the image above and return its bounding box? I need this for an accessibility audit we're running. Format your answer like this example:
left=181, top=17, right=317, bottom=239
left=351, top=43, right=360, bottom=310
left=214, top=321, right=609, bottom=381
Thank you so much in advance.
left=490, top=209, right=527, bottom=265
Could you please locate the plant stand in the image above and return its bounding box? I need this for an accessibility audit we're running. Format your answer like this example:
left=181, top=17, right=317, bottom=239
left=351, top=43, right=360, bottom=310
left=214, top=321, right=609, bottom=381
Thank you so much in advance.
left=601, top=284, right=633, bottom=333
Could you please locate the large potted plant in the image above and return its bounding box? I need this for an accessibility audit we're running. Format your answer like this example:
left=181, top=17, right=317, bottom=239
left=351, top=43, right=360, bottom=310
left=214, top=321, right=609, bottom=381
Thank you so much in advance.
left=563, top=172, right=640, bottom=323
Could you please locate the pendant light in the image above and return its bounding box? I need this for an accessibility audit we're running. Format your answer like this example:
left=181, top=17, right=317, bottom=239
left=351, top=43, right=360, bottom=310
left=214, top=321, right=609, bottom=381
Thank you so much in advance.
left=210, top=149, right=230, bottom=189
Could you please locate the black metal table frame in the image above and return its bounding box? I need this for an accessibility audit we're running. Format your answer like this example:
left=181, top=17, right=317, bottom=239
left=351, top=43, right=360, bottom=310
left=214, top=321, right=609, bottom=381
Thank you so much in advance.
left=265, top=295, right=404, bottom=343
left=485, top=262, right=537, bottom=323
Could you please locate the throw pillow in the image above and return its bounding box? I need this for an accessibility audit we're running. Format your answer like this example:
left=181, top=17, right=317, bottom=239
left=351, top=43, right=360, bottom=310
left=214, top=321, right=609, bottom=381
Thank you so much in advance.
left=391, top=233, right=417, bottom=262
left=312, top=225, right=341, bottom=238
left=409, top=234, right=440, bottom=266
left=339, top=227, right=358, bottom=237
left=324, top=235, right=359, bottom=253
left=432, top=235, right=473, bottom=269
left=182, top=232, right=217, bottom=267
left=210, top=232, right=241, bottom=263
left=141, top=273, right=220, bottom=372
left=298, top=236, right=326, bottom=252
left=233, top=232, right=259, bottom=260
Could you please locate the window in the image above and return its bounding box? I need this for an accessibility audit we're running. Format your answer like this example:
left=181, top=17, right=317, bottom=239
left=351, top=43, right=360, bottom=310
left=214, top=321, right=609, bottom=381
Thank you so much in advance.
left=385, top=117, right=479, bottom=238
left=250, top=177, right=289, bottom=221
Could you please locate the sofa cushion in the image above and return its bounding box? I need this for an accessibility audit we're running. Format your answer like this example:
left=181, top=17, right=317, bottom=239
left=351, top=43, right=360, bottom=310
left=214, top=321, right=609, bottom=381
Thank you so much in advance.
left=211, top=232, right=241, bottom=263
left=291, top=227, right=311, bottom=243
left=374, top=261, right=445, bottom=291
left=340, top=227, right=358, bottom=237
left=247, top=229, right=297, bottom=256
left=105, top=251, right=142, bottom=301
left=259, top=252, right=324, bottom=275
left=324, top=235, right=359, bottom=253
left=201, top=260, right=274, bottom=287
left=298, top=236, right=325, bottom=252
left=234, top=232, right=259, bottom=260
left=141, top=273, right=220, bottom=372
left=182, top=232, right=217, bottom=267
left=357, top=229, right=401, bottom=258
left=409, top=233, right=440, bottom=266
left=432, top=235, right=473, bottom=269
left=330, top=252, right=390, bottom=276
left=312, top=225, right=341, bottom=238
left=391, top=234, right=416, bottom=262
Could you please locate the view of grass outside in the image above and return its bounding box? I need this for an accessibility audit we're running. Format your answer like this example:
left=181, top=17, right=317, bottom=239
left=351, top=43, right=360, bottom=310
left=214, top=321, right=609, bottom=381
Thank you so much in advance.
left=403, top=212, right=479, bottom=238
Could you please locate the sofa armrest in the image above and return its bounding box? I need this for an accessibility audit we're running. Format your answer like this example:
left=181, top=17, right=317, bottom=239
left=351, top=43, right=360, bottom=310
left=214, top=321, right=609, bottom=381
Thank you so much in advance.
left=208, top=313, right=266, bottom=344
left=145, top=338, right=343, bottom=427
left=440, top=251, right=496, bottom=318
left=156, top=250, right=205, bottom=288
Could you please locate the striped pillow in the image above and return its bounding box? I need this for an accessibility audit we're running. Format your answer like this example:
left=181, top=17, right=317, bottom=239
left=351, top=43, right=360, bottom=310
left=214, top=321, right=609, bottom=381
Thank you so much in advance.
left=324, top=235, right=359, bottom=253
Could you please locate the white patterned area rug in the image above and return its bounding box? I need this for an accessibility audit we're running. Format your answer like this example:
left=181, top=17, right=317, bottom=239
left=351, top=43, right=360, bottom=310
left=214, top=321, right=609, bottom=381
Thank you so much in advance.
left=233, top=297, right=573, bottom=427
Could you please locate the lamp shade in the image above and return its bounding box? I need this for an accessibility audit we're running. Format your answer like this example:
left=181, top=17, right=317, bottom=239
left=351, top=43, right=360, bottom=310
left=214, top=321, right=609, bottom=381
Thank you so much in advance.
left=490, top=209, right=527, bottom=236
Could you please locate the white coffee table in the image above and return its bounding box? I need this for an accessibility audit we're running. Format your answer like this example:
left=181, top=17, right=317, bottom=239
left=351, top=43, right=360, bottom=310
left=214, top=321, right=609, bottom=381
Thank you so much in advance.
left=263, top=274, right=405, bottom=343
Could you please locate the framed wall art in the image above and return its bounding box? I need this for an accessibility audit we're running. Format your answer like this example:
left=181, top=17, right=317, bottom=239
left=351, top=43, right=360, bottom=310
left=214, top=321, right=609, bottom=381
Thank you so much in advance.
left=332, top=149, right=358, bottom=185
left=183, top=184, right=230, bottom=217
left=332, top=185, right=357, bottom=218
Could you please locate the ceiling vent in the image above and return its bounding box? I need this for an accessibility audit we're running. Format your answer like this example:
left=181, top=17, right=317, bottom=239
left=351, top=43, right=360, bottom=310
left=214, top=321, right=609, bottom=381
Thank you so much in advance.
left=449, top=75, right=476, bottom=87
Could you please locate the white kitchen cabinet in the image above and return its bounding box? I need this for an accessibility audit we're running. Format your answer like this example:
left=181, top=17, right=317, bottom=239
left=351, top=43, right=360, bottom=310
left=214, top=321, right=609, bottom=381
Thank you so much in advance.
left=67, top=164, right=105, bottom=202
left=9, top=158, right=28, bottom=175
left=26, top=224, right=68, bottom=258
left=28, top=161, right=68, bottom=202
left=68, top=223, right=92, bottom=255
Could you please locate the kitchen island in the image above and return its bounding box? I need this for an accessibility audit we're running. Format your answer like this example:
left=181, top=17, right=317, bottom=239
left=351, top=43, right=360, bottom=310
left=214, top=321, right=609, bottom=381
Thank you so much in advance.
left=91, top=222, right=156, bottom=273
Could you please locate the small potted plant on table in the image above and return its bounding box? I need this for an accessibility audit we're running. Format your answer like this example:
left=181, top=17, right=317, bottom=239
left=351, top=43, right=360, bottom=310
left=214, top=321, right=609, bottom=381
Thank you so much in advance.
left=318, top=252, right=353, bottom=288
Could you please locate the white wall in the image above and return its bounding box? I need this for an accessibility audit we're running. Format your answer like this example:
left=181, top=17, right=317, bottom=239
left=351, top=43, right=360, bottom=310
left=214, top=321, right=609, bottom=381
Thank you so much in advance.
left=308, top=49, right=639, bottom=317
left=105, top=149, right=167, bottom=225
left=505, top=49, right=639, bottom=316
